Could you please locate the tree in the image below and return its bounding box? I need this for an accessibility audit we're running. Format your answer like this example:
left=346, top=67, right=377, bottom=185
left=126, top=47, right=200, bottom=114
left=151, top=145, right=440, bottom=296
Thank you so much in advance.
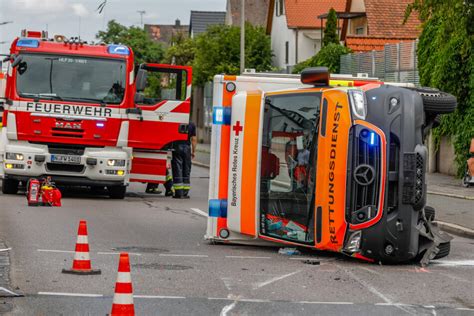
left=406, top=0, right=474, bottom=176
left=323, top=8, right=339, bottom=47
left=164, top=33, right=196, bottom=66
left=292, top=43, right=351, bottom=74
left=192, top=23, right=273, bottom=85
left=96, top=20, right=164, bottom=64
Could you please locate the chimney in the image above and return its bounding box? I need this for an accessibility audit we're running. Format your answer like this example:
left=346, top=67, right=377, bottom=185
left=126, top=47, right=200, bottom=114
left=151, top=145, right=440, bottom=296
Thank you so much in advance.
left=175, top=19, right=181, bottom=27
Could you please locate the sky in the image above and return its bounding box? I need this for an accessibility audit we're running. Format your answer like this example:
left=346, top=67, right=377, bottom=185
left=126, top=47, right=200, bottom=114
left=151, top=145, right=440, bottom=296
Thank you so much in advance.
left=0, top=0, right=226, bottom=54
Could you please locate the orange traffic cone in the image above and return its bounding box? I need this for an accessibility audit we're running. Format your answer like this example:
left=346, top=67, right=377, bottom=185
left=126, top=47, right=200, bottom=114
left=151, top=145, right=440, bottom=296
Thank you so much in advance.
left=62, top=220, right=101, bottom=275
left=111, top=253, right=135, bottom=316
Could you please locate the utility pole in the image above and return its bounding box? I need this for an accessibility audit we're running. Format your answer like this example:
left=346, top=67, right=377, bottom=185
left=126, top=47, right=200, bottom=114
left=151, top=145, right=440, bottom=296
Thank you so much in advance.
left=240, top=0, right=245, bottom=74
left=137, top=10, right=146, bottom=28
left=0, top=21, right=13, bottom=26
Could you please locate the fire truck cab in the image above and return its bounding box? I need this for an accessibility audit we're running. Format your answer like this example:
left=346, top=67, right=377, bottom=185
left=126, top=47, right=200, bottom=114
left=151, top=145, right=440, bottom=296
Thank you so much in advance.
left=207, top=68, right=456, bottom=264
left=0, top=31, right=192, bottom=198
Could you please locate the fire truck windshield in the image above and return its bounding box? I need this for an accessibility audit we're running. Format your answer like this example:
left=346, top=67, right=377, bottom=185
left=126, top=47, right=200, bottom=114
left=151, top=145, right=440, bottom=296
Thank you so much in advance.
left=16, top=53, right=126, bottom=104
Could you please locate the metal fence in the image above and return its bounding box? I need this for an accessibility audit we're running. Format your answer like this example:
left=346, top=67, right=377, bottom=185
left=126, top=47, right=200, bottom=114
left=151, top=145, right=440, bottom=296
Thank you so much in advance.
left=340, top=40, right=419, bottom=85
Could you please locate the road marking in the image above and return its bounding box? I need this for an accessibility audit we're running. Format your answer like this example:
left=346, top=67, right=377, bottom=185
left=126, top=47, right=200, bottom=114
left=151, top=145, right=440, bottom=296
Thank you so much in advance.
left=97, top=252, right=142, bottom=256
left=0, top=287, right=21, bottom=296
left=38, top=292, right=103, bottom=298
left=159, top=254, right=209, bottom=258
left=37, top=249, right=75, bottom=254
left=432, top=260, right=474, bottom=267
left=225, top=256, right=271, bottom=259
left=220, top=301, right=237, bottom=316
left=358, top=266, right=383, bottom=276
left=134, top=295, right=185, bottom=299
left=190, top=208, right=208, bottom=217
left=254, top=270, right=301, bottom=289
left=298, top=301, right=354, bottom=305
left=0, top=248, right=11, bottom=252
left=456, top=308, right=474, bottom=311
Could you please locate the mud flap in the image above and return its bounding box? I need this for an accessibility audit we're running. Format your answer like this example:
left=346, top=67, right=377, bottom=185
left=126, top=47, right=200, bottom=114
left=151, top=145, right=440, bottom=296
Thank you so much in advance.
left=417, top=214, right=453, bottom=267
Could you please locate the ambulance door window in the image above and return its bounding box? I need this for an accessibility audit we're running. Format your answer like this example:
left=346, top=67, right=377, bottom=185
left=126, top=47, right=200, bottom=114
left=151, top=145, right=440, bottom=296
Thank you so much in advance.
left=260, top=92, right=321, bottom=244
left=137, top=67, right=187, bottom=105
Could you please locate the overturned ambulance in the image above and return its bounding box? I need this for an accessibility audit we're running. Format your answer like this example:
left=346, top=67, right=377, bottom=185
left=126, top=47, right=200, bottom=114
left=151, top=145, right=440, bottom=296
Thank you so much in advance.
left=206, top=68, right=456, bottom=264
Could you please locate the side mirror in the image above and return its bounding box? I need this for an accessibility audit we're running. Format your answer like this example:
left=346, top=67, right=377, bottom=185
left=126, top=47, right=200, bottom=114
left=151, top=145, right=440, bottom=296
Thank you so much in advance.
left=135, top=68, right=147, bottom=92
left=11, top=55, right=23, bottom=68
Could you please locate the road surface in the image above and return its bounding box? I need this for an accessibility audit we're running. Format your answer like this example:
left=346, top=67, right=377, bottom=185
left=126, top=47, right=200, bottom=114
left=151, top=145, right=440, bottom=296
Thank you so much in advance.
left=0, top=166, right=472, bottom=315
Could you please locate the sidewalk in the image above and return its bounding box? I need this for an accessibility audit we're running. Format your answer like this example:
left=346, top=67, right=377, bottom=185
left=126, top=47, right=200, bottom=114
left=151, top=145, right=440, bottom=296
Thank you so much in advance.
left=194, top=143, right=474, bottom=237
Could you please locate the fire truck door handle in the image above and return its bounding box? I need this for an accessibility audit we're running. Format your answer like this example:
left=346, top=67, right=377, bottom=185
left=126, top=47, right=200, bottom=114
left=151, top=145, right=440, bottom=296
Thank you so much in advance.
left=126, top=108, right=144, bottom=121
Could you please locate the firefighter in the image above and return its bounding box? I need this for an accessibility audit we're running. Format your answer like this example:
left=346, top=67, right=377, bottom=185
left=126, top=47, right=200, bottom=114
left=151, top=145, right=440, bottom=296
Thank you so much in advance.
left=171, top=122, right=197, bottom=199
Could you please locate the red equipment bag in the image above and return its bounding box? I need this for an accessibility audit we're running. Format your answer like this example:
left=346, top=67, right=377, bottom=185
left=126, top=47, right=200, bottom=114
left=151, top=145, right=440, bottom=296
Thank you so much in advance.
left=27, top=178, right=41, bottom=206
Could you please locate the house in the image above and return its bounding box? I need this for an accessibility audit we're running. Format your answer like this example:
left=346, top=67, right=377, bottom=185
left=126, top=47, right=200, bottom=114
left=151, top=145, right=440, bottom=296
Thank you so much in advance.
left=343, top=0, right=421, bottom=52
left=225, top=0, right=270, bottom=27
left=189, top=11, right=226, bottom=38
left=145, top=19, right=189, bottom=47
left=266, top=0, right=348, bottom=72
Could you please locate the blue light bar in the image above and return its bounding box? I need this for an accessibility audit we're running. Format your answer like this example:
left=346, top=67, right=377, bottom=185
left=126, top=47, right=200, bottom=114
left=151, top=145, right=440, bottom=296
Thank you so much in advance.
left=107, top=44, right=130, bottom=56
left=17, top=38, right=39, bottom=48
left=209, top=199, right=228, bottom=218
left=96, top=122, right=105, bottom=128
left=369, top=132, right=376, bottom=145
left=212, top=106, right=231, bottom=125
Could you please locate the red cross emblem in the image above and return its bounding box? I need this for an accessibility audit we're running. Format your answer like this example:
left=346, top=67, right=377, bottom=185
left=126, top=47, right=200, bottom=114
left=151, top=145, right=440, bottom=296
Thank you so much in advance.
left=233, top=121, right=243, bottom=136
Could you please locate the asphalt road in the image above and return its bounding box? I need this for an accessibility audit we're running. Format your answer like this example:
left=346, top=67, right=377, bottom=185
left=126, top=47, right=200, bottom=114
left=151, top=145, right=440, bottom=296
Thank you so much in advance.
left=0, top=166, right=473, bottom=315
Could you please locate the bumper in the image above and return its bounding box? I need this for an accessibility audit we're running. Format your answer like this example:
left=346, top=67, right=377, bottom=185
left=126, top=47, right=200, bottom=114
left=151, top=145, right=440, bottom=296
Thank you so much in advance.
left=347, top=86, right=427, bottom=263
left=3, top=142, right=129, bottom=185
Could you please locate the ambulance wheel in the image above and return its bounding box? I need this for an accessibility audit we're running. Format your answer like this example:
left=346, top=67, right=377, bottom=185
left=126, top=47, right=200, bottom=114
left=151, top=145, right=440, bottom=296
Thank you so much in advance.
left=433, top=241, right=451, bottom=260
left=108, top=185, right=126, bottom=199
left=2, top=179, right=19, bottom=195
left=415, top=87, right=457, bottom=114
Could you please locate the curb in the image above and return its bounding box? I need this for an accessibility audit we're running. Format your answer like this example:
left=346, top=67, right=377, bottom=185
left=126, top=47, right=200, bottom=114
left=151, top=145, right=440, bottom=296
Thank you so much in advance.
left=435, top=221, right=474, bottom=239
left=427, top=190, right=474, bottom=201
left=192, top=161, right=210, bottom=169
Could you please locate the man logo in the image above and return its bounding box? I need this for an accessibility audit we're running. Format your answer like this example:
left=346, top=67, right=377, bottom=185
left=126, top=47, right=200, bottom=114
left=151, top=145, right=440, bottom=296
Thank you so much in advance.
left=55, top=121, right=82, bottom=130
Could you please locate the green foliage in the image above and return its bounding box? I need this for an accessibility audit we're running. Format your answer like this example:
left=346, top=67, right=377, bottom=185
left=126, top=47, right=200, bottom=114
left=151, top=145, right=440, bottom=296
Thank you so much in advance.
left=408, top=0, right=474, bottom=176
left=323, top=8, right=339, bottom=46
left=164, top=33, right=195, bottom=66
left=96, top=20, right=164, bottom=64
left=192, top=23, right=273, bottom=85
left=292, top=43, right=351, bottom=74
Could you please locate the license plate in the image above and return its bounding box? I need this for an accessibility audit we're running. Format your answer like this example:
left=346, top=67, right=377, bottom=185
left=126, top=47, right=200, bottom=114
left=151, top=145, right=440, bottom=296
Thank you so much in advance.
left=51, top=154, right=81, bottom=164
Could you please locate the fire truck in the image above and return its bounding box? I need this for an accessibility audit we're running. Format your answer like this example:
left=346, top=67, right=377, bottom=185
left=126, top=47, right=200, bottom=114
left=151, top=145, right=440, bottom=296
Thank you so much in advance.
left=206, top=68, right=457, bottom=264
left=0, top=30, right=192, bottom=198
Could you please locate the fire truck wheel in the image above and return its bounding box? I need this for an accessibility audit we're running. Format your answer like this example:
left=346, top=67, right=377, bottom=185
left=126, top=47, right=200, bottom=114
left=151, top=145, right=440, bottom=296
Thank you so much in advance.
left=415, top=87, right=457, bottom=114
left=2, top=179, right=19, bottom=195
left=108, top=185, right=126, bottom=199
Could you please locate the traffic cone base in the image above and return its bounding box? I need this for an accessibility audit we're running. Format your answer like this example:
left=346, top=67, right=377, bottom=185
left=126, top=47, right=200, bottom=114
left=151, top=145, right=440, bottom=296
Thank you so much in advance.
left=62, top=220, right=101, bottom=275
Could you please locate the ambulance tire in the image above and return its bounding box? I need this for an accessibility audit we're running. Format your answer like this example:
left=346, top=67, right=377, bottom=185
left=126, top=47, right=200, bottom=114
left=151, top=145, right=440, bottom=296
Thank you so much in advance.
left=433, top=241, right=451, bottom=260
left=108, top=185, right=126, bottom=199
left=2, top=179, right=19, bottom=195
left=415, top=87, right=457, bottom=114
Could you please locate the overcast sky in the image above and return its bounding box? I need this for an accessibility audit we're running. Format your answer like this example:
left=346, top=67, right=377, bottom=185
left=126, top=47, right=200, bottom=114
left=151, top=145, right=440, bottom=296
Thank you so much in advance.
left=0, top=0, right=226, bottom=54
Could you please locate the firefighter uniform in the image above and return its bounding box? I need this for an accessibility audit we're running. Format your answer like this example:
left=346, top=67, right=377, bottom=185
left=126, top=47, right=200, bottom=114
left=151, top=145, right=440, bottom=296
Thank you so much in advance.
left=172, top=122, right=196, bottom=198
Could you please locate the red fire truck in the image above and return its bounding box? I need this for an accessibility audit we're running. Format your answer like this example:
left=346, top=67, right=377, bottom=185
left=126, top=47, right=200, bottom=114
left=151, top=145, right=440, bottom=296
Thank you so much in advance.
left=0, top=30, right=192, bottom=198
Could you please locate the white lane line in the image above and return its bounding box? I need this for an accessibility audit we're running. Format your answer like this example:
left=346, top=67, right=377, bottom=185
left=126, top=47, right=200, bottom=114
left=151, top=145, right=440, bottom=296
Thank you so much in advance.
left=97, top=252, right=142, bottom=256
left=0, top=248, right=11, bottom=252
left=238, top=298, right=271, bottom=303
left=456, top=308, right=474, bottom=311
left=0, top=287, right=21, bottom=296
left=159, top=254, right=209, bottom=258
left=298, top=301, right=354, bottom=305
left=432, top=260, right=474, bottom=267
left=190, top=208, right=208, bottom=217
left=209, top=297, right=232, bottom=301
left=134, top=295, right=185, bottom=299
left=220, top=301, right=237, bottom=316
left=225, top=256, right=271, bottom=259
left=38, top=292, right=103, bottom=298
left=254, top=270, right=301, bottom=289
left=37, top=249, right=74, bottom=254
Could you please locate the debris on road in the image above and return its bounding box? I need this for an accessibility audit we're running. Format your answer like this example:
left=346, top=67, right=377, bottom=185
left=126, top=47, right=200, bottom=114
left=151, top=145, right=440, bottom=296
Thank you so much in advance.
left=278, top=248, right=301, bottom=256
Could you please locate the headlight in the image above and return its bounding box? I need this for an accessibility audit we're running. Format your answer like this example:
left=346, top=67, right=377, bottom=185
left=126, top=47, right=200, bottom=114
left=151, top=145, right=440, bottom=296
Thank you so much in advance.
left=344, top=231, right=362, bottom=253
left=348, top=90, right=367, bottom=119
left=6, top=152, right=24, bottom=161
left=107, top=159, right=126, bottom=167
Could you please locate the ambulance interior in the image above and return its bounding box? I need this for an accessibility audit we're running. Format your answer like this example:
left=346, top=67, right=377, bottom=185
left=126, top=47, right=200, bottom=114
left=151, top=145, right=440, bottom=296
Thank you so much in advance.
left=260, top=92, right=321, bottom=244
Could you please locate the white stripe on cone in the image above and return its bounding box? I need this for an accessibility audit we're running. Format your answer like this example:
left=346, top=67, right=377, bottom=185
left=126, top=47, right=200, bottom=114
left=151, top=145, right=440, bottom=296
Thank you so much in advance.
left=76, top=235, right=88, bottom=244
left=112, top=293, right=134, bottom=305
left=73, top=251, right=90, bottom=261
left=116, top=271, right=132, bottom=283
